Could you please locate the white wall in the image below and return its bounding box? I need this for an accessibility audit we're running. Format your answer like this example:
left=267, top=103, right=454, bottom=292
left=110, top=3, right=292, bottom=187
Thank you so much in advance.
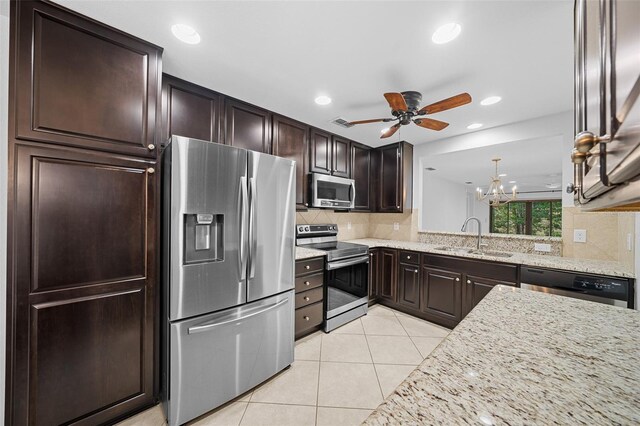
left=0, top=0, right=10, bottom=419
left=413, top=111, right=575, bottom=218
left=422, top=174, right=468, bottom=232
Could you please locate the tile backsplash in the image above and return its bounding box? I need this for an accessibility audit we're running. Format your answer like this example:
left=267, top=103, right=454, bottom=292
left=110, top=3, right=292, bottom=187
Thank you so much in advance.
left=418, top=231, right=563, bottom=256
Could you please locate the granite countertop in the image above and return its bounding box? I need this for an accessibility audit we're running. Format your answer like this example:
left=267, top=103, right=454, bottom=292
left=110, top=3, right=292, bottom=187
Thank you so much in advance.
left=295, top=246, right=326, bottom=260
left=365, top=286, right=640, bottom=425
left=346, top=238, right=634, bottom=278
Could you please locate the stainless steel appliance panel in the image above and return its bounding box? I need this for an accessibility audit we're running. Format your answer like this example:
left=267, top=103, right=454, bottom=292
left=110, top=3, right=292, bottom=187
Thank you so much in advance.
left=167, top=291, right=294, bottom=426
left=311, top=173, right=355, bottom=209
left=167, top=136, right=249, bottom=320
left=247, top=151, right=295, bottom=302
left=521, top=283, right=627, bottom=308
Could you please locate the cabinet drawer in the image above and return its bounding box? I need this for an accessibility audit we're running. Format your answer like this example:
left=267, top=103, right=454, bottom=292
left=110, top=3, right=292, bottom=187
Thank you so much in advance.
left=295, top=302, right=323, bottom=336
left=399, top=250, right=420, bottom=265
left=295, top=257, right=324, bottom=276
left=295, top=286, right=324, bottom=309
left=295, top=272, right=324, bottom=293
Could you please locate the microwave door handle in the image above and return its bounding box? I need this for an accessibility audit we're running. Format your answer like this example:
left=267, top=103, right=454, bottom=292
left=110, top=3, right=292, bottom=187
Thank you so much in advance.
left=350, top=181, right=355, bottom=203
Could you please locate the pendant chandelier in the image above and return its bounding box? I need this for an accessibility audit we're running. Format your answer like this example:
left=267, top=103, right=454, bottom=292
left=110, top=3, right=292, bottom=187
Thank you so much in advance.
left=476, top=157, right=517, bottom=206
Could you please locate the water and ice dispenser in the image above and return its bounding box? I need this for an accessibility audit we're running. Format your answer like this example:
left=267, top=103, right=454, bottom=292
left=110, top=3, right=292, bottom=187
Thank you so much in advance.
left=184, top=213, right=224, bottom=264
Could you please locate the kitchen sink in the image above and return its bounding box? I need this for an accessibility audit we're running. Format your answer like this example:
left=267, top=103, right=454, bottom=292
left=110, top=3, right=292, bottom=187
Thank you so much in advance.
left=434, top=246, right=472, bottom=253
left=468, top=249, right=514, bottom=258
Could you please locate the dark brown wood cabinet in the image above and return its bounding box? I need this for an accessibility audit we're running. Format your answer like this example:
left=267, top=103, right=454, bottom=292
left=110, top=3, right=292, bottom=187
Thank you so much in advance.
left=379, top=249, right=398, bottom=302
left=421, top=267, right=463, bottom=327
left=162, top=74, right=222, bottom=144
left=374, top=142, right=413, bottom=213
left=7, top=143, right=158, bottom=425
left=272, top=115, right=309, bottom=209
left=223, top=98, right=271, bottom=153
left=398, top=262, right=421, bottom=310
left=294, top=258, right=325, bottom=339
left=351, top=142, right=372, bottom=211
left=12, top=1, right=162, bottom=159
left=309, top=129, right=351, bottom=178
left=368, top=249, right=380, bottom=304
left=463, top=275, right=515, bottom=317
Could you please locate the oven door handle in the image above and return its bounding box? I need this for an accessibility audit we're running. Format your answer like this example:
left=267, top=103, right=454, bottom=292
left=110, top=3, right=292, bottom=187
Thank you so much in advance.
left=326, top=255, right=369, bottom=270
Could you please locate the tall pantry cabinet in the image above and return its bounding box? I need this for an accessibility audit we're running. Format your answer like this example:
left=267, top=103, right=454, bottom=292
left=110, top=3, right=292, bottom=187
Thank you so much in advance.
left=6, top=1, right=162, bottom=424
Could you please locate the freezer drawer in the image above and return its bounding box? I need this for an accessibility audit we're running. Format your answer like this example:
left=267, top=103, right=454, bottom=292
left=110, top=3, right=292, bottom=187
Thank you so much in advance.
left=166, top=291, right=294, bottom=426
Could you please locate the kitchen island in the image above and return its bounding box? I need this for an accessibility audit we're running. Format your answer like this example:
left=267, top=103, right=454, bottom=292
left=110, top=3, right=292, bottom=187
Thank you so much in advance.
left=364, top=286, right=640, bottom=425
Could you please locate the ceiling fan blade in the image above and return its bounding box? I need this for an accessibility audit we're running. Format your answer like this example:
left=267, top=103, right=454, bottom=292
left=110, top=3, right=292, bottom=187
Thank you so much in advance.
left=418, top=93, right=472, bottom=115
left=384, top=93, right=408, bottom=112
left=380, top=123, right=401, bottom=139
left=349, top=118, right=394, bottom=125
left=414, top=118, right=449, bottom=131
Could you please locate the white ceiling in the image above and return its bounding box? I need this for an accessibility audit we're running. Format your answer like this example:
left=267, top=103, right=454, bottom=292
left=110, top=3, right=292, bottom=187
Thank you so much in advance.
left=54, top=0, right=574, bottom=148
left=423, top=135, right=565, bottom=194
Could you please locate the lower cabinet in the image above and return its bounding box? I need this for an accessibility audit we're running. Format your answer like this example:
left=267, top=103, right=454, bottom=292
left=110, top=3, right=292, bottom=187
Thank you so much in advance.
left=294, top=257, right=325, bottom=339
left=369, top=248, right=518, bottom=328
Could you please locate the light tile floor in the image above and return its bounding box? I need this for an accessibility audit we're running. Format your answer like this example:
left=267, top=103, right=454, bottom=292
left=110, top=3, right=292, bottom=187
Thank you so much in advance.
left=117, top=305, right=450, bottom=426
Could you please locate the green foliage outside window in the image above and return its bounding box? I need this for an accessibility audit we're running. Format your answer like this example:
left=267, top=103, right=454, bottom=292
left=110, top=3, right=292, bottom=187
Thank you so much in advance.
left=490, top=200, right=562, bottom=237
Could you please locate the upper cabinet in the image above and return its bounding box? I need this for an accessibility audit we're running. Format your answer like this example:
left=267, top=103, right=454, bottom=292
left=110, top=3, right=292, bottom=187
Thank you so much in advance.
left=12, top=1, right=162, bottom=158
left=162, top=74, right=222, bottom=144
left=309, top=129, right=350, bottom=178
left=223, top=98, right=272, bottom=153
left=351, top=142, right=372, bottom=211
left=374, top=141, right=413, bottom=213
left=272, top=115, right=309, bottom=209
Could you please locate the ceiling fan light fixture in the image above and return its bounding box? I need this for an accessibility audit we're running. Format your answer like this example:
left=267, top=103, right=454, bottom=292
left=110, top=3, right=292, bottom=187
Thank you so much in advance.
left=480, top=96, right=502, bottom=106
left=432, top=23, right=462, bottom=44
left=467, top=123, right=483, bottom=130
left=314, top=95, right=332, bottom=106
left=171, top=24, right=201, bottom=45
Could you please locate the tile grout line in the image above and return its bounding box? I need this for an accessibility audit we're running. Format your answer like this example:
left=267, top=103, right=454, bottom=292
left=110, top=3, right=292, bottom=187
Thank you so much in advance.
left=315, top=333, right=323, bottom=426
left=362, top=319, right=386, bottom=404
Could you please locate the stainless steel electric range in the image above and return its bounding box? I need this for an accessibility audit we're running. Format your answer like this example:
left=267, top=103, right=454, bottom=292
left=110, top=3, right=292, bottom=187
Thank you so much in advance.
left=296, top=224, right=369, bottom=332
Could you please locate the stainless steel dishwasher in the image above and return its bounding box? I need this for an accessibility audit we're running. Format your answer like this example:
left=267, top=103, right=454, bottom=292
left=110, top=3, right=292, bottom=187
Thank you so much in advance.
left=521, top=267, right=633, bottom=309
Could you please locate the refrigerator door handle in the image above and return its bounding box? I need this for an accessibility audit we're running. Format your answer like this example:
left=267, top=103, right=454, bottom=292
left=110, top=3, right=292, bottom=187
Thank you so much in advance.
left=239, top=176, right=249, bottom=280
left=248, top=177, right=257, bottom=279
left=187, top=298, right=289, bottom=334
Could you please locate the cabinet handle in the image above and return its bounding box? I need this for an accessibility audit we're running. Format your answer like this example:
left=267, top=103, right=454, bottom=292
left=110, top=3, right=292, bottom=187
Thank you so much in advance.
left=406, top=255, right=411, bottom=259
left=305, top=265, right=310, bottom=270
left=397, top=205, right=400, bottom=209
left=147, top=144, right=156, bottom=151
left=304, top=296, right=310, bottom=301
left=414, top=269, right=418, bottom=273
left=303, top=316, right=310, bottom=321
left=370, top=253, right=374, bottom=257
left=455, top=277, right=460, bottom=282
left=304, top=281, right=310, bottom=286
left=467, top=280, right=471, bottom=284
left=147, top=167, right=155, bottom=174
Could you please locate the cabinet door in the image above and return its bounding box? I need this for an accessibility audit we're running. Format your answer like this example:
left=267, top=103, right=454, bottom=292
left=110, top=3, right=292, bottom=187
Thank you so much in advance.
left=421, top=267, right=462, bottom=326
left=398, top=262, right=421, bottom=311
left=162, top=74, right=222, bottom=144
left=331, top=136, right=351, bottom=178
left=309, top=128, right=332, bottom=174
left=351, top=142, right=371, bottom=211
left=7, top=144, right=157, bottom=425
left=368, top=249, right=379, bottom=302
left=223, top=98, right=271, bottom=153
left=272, top=115, right=309, bottom=209
left=464, top=275, right=515, bottom=317
left=378, top=143, right=401, bottom=212
left=12, top=1, right=161, bottom=158
left=379, top=249, right=398, bottom=302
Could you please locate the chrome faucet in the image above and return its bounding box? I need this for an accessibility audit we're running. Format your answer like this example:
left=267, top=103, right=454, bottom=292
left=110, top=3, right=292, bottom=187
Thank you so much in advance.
left=461, top=217, right=483, bottom=250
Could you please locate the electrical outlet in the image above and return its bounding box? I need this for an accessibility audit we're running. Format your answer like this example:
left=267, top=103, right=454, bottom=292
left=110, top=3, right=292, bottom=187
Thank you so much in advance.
left=393, top=222, right=400, bottom=231
left=534, top=243, right=551, bottom=252
left=574, top=229, right=587, bottom=243
left=347, top=221, right=352, bottom=230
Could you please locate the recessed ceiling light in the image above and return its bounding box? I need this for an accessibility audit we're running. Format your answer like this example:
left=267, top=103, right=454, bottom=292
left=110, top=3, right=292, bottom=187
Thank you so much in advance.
left=480, top=96, right=502, bottom=106
left=171, top=24, right=201, bottom=45
left=381, top=127, right=390, bottom=134
left=467, top=123, right=483, bottom=130
left=498, top=173, right=507, bottom=177
left=315, top=95, right=332, bottom=106
left=508, top=180, right=517, bottom=184
left=432, top=23, right=462, bottom=44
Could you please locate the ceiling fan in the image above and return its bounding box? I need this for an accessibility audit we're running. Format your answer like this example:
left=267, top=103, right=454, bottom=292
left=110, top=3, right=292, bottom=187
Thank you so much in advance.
left=349, top=91, right=472, bottom=138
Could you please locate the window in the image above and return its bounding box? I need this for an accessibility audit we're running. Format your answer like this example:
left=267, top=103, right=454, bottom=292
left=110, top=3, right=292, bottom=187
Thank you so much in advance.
left=490, top=200, right=562, bottom=237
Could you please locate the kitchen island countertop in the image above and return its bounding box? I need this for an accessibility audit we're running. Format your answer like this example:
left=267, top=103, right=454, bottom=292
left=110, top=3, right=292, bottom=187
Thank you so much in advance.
left=364, top=285, right=640, bottom=425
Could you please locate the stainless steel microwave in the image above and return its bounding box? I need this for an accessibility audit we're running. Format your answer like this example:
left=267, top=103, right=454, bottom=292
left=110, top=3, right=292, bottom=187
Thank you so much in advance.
left=310, top=173, right=355, bottom=209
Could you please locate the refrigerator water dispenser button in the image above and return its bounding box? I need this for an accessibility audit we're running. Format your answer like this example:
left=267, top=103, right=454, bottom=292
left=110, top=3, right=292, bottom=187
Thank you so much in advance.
left=195, top=225, right=210, bottom=251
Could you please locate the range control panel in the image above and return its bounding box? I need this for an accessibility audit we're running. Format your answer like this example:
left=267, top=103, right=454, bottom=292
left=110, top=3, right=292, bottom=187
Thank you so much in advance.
left=296, top=224, right=338, bottom=236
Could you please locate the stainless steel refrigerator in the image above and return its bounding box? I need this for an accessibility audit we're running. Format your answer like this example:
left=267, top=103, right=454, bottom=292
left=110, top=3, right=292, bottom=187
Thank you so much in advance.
left=161, top=136, right=296, bottom=426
